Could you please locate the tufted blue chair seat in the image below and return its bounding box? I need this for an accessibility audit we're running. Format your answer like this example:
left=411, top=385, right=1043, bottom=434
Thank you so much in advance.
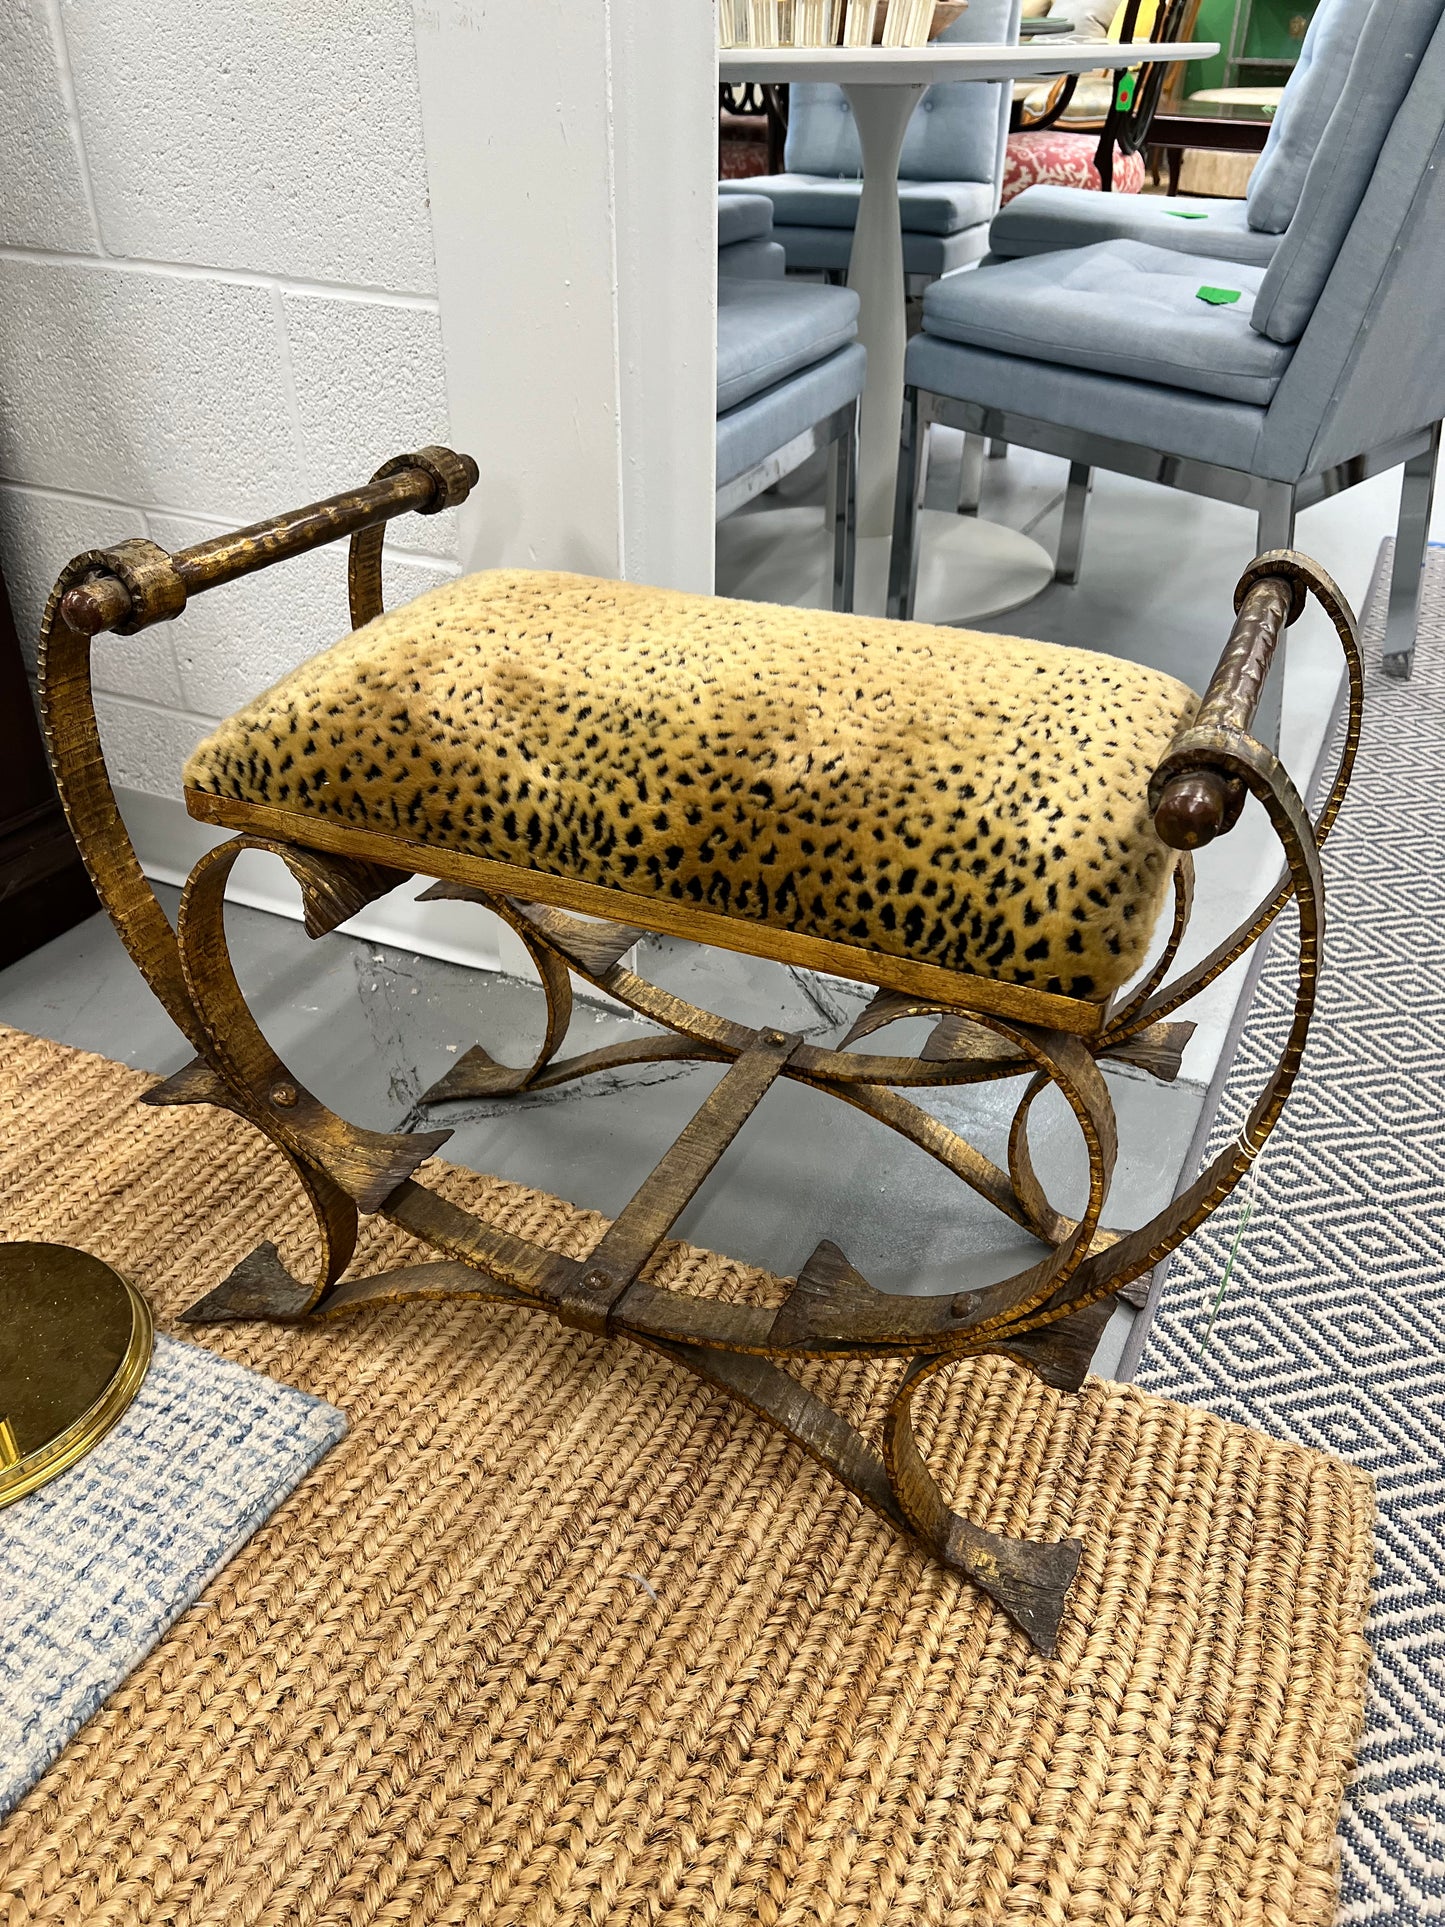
left=713, top=271, right=866, bottom=609
left=715, top=280, right=865, bottom=488
left=920, top=241, right=1289, bottom=405
left=987, top=187, right=1281, bottom=264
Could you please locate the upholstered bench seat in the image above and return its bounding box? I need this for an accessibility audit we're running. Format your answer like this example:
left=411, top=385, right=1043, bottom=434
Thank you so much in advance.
left=46, top=449, right=1351, bottom=1644
left=184, top=570, right=1194, bottom=1002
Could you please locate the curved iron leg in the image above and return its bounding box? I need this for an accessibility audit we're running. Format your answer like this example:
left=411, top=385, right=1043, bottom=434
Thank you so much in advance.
left=38, top=563, right=370, bottom=1320
left=169, top=839, right=452, bottom=1319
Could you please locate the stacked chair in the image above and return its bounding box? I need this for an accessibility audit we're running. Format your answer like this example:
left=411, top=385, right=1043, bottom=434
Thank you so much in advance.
left=714, top=191, right=865, bottom=609
left=718, top=0, right=1020, bottom=288
left=890, top=0, right=1444, bottom=701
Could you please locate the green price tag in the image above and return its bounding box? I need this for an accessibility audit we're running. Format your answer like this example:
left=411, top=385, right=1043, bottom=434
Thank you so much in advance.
left=1196, top=285, right=1242, bottom=306
left=1116, top=73, right=1137, bottom=110
left=1165, top=209, right=1209, bottom=219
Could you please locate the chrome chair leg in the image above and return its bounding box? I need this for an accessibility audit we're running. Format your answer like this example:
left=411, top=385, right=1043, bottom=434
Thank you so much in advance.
left=957, top=432, right=986, bottom=516
left=1055, top=462, right=1092, bottom=584
left=887, top=388, right=928, bottom=622
left=1255, top=481, right=1297, bottom=557
left=1252, top=482, right=1297, bottom=752
left=832, top=402, right=859, bottom=614
left=1383, top=420, right=1440, bottom=680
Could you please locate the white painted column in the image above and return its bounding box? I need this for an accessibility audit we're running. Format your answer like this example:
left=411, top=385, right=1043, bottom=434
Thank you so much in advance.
left=411, top=0, right=718, bottom=594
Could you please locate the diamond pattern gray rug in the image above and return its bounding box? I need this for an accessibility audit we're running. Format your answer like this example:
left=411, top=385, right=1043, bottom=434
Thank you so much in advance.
left=1136, top=544, right=1445, bottom=1925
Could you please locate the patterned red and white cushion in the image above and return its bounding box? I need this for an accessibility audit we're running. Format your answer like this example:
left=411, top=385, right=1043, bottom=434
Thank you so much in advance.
left=1001, top=131, right=1147, bottom=205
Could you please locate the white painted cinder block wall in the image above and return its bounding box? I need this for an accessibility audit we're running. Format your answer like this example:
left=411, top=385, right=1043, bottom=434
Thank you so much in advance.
left=0, top=0, right=718, bottom=972
left=0, top=0, right=500, bottom=959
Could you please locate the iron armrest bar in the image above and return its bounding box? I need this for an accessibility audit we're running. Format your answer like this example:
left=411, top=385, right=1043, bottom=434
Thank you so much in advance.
left=58, top=445, right=480, bottom=639
left=1152, top=550, right=1306, bottom=851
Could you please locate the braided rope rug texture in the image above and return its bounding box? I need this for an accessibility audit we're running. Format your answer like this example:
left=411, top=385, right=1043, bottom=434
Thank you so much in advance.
left=0, top=1023, right=1373, bottom=1927
left=1135, top=545, right=1445, bottom=1924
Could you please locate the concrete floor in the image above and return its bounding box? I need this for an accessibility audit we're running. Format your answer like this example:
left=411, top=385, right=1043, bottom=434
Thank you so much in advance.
left=0, top=444, right=1401, bottom=1380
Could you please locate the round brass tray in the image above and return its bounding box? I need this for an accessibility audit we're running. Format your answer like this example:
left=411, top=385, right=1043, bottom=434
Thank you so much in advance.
left=0, top=1241, right=153, bottom=1509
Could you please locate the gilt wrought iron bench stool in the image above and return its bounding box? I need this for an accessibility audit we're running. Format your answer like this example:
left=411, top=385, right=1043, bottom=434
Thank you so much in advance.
left=40, top=444, right=1361, bottom=1656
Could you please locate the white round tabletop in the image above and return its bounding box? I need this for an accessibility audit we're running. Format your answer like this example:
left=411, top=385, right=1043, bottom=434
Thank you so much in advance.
left=719, top=40, right=1215, bottom=83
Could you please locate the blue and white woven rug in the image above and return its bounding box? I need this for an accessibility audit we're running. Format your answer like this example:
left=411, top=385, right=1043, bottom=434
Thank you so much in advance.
left=1136, top=545, right=1445, bottom=1924
left=0, top=1330, right=345, bottom=1818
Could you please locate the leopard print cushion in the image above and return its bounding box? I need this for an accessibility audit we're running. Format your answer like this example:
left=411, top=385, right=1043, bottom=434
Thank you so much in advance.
left=184, top=569, right=1196, bottom=1000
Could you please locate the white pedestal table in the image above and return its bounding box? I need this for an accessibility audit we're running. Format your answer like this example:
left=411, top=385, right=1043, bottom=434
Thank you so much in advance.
left=718, top=42, right=1215, bottom=620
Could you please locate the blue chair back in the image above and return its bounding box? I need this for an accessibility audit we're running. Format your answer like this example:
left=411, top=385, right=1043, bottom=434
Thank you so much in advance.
left=1262, top=4, right=1445, bottom=475
left=1243, top=0, right=1371, bottom=234
left=1251, top=0, right=1443, bottom=341
left=783, top=0, right=1019, bottom=186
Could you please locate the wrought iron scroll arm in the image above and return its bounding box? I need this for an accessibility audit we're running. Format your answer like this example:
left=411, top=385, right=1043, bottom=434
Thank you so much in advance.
left=1103, top=550, right=1361, bottom=1050
left=37, top=450, right=481, bottom=1316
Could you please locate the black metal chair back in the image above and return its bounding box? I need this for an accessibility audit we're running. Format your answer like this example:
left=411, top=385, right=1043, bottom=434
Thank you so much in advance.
left=1094, top=0, right=1198, bottom=188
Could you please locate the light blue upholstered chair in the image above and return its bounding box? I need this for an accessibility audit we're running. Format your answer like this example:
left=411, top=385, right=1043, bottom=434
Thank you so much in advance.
left=889, top=0, right=1445, bottom=702
left=719, top=0, right=1020, bottom=286
left=988, top=0, right=1371, bottom=267
left=719, top=192, right=787, bottom=280
left=717, top=276, right=866, bottom=609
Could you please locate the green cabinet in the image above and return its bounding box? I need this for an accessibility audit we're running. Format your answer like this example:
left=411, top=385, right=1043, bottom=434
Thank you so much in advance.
left=1189, top=0, right=1315, bottom=92
left=1227, top=0, right=1317, bottom=84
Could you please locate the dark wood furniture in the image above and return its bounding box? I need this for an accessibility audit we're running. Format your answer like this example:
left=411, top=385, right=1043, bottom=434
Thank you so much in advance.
left=1148, top=97, right=1274, bottom=194
left=719, top=82, right=788, bottom=179
left=0, top=556, right=97, bottom=969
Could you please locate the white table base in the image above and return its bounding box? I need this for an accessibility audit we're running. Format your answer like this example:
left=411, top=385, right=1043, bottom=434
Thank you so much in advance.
left=845, top=81, right=926, bottom=538
left=715, top=504, right=1055, bottom=624
left=719, top=43, right=1214, bottom=604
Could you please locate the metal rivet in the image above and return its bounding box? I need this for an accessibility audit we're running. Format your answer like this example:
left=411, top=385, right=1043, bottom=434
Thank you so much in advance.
left=270, top=1081, right=298, bottom=1109
left=950, top=1293, right=977, bottom=1320
left=582, top=1268, right=614, bottom=1295
left=764, top=1028, right=787, bottom=1047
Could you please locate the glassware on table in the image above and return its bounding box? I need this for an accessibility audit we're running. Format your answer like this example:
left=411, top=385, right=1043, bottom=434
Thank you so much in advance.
left=792, top=0, right=846, bottom=43
left=717, top=0, right=957, bottom=48
left=746, top=0, right=796, bottom=44
left=881, top=0, right=936, bottom=43
left=841, top=0, right=879, bottom=45
left=717, top=0, right=749, bottom=47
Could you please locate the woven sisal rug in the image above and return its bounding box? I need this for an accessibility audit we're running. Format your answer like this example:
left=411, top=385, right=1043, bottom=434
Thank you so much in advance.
left=0, top=1024, right=1373, bottom=1926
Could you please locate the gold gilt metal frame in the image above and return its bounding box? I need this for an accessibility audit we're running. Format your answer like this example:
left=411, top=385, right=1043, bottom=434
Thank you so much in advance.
left=39, top=446, right=1362, bottom=1656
